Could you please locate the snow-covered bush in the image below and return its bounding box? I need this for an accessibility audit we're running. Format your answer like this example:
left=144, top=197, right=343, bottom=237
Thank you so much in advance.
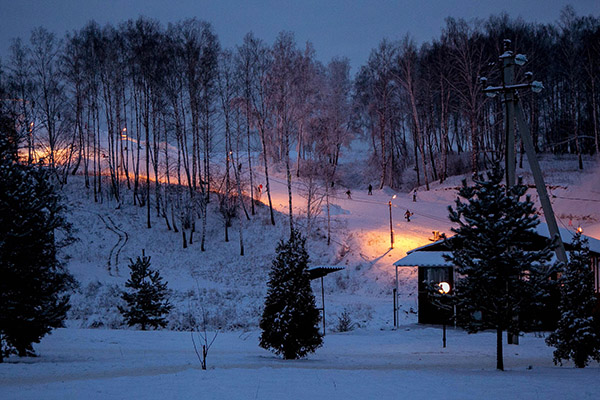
left=335, top=309, right=356, bottom=332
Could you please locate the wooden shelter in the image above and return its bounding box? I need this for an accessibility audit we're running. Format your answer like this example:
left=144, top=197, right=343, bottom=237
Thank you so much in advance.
left=307, top=265, right=345, bottom=335
left=394, top=224, right=600, bottom=325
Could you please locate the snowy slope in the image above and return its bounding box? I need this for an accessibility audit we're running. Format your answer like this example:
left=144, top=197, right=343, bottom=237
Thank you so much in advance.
left=1, top=154, right=599, bottom=399
left=60, top=154, right=600, bottom=332
left=2, top=327, right=597, bottom=400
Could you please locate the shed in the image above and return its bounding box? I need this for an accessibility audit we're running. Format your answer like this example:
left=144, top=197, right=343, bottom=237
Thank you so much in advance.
left=393, top=224, right=600, bottom=325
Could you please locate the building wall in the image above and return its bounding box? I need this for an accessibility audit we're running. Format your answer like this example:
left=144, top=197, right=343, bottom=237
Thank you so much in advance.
left=417, top=266, right=454, bottom=325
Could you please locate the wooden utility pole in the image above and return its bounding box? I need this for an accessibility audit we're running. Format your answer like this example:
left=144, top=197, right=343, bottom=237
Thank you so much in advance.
left=483, top=40, right=569, bottom=346
left=482, top=41, right=567, bottom=265
left=501, top=39, right=516, bottom=188
left=515, top=101, right=568, bottom=264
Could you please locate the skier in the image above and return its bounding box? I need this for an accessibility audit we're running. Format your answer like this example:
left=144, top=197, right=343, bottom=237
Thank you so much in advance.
left=405, top=209, right=413, bottom=222
left=368, top=184, right=373, bottom=195
left=413, top=189, right=417, bottom=202
left=346, top=190, right=352, bottom=199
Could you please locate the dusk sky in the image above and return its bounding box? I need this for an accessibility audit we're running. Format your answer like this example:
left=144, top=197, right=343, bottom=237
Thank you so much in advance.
left=1, top=0, right=599, bottom=74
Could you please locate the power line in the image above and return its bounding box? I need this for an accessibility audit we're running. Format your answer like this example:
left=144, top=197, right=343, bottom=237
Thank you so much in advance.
left=551, top=194, right=600, bottom=203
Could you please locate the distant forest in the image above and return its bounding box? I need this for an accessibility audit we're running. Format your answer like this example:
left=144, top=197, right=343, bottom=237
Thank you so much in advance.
left=0, top=6, right=598, bottom=237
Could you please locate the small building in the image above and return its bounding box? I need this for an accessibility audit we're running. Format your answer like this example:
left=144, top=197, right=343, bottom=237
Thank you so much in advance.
left=393, top=224, right=600, bottom=325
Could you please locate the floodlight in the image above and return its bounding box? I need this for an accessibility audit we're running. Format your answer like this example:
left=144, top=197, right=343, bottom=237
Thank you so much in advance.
left=485, top=87, right=497, bottom=98
left=531, top=81, right=544, bottom=93
left=515, top=54, right=527, bottom=66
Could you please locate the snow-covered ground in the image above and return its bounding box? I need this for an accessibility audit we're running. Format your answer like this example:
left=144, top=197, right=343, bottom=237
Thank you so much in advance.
left=1, top=154, right=599, bottom=398
left=2, top=327, right=597, bottom=400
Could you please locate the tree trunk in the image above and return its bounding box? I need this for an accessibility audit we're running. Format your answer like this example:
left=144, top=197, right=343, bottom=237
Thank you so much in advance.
left=496, top=327, right=504, bottom=371
left=259, top=123, right=276, bottom=226
left=285, top=126, right=294, bottom=236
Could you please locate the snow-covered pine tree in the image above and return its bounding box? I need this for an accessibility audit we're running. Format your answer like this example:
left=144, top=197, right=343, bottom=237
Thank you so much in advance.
left=445, top=165, right=553, bottom=370
left=119, top=252, right=172, bottom=330
left=259, top=229, right=322, bottom=359
left=546, top=232, right=600, bottom=368
left=0, top=133, right=73, bottom=362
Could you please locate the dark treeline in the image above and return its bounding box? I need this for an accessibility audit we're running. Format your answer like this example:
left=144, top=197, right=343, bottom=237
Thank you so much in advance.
left=0, top=17, right=354, bottom=251
left=355, top=7, right=600, bottom=189
left=0, top=6, right=598, bottom=249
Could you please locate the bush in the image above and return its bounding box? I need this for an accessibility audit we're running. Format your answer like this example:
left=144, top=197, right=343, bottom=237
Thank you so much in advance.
left=336, top=309, right=356, bottom=332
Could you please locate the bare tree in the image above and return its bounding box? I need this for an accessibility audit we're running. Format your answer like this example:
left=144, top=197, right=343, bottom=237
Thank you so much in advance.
left=268, top=32, right=303, bottom=236
left=354, top=40, right=401, bottom=189
left=394, top=36, right=430, bottom=191
left=245, top=34, right=276, bottom=226
left=29, top=27, right=70, bottom=179
left=443, top=18, right=489, bottom=174
left=7, top=39, right=35, bottom=164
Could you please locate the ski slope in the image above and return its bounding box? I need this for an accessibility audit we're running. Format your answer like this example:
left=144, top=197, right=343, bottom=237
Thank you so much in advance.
left=1, top=155, right=599, bottom=399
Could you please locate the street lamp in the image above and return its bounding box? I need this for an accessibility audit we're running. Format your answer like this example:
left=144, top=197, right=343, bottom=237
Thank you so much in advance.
left=438, top=281, right=451, bottom=348
left=438, top=282, right=450, bottom=294
left=389, top=195, right=397, bottom=249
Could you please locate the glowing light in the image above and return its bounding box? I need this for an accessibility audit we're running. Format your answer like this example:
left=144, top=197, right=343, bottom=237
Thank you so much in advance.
left=577, top=226, right=583, bottom=234
left=531, top=81, right=544, bottom=93
left=514, top=54, right=528, bottom=66
left=438, top=282, right=451, bottom=294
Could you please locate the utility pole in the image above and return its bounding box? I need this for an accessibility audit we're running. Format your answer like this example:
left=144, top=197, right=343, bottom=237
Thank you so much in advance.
left=389, top=194, right=396, bottom=249
left=482, top=40, right=567, bottom=266
left=482, top=41, right=568, bottom=345
left=501, top=39, right=516, bottom=188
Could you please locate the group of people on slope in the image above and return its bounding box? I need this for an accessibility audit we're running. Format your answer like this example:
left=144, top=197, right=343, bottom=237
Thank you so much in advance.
left=344, top=184, right=417, bottom=222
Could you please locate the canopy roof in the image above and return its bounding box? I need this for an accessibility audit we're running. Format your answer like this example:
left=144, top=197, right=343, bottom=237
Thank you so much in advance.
left=394, top=251, right=452, bottom=268
left=399, top=223, right=600, bottom=255
left=394, top=223, right=599, bottom=268
left=307, top=266, right=345, bottom=280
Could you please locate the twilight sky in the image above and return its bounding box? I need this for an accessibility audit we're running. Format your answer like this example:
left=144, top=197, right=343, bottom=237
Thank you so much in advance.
left=1, top=0, right=598, bottom=74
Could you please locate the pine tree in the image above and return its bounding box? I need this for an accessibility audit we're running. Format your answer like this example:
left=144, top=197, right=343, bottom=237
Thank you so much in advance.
left=0, top=133, right=73, bottom=362
left=445, top=166, right=553, bottom=370
left=546, top=232, right=600, bottom=368
left=119, top=252, right=172, bottom=330
left=259, top=229, right=322, bottom=359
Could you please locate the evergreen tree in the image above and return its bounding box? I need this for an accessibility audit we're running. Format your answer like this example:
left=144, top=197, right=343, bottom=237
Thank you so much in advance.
left=445, top=166, right=553, bottom=370
left=259, top=229, right=322, bottom=359
left=546, top=232, right=600, bottom=368
left=119, top=252, right=172, bottom=330
left=0, top=132, right=73, bottom=362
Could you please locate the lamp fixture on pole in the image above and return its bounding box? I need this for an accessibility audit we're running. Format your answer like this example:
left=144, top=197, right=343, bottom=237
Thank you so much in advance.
left=389, top=195, right=397, bottom=249
left=438, top=281, right=451, bottom=348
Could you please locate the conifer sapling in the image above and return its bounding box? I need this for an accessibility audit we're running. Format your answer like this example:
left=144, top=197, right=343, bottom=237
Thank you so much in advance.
left=546, top=232, right=600, bottom=368
left=119, top=251, right=172, bottom=330
left=259, top=229, right=322, bottom=359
